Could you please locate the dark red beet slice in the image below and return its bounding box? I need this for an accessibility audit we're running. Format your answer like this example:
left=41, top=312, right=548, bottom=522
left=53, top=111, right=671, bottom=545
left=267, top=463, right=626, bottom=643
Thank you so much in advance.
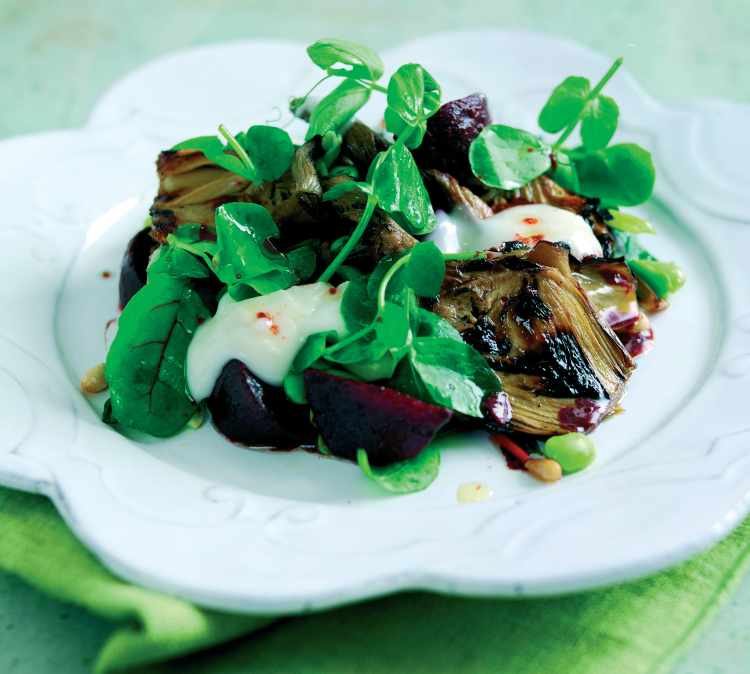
left=414, top=93, right=491, bottom=185
left=209, top=360, right=315, bottom=449
left=119, top=228, right=158, bottom=309
left=304, top=370, right=452, bottom=466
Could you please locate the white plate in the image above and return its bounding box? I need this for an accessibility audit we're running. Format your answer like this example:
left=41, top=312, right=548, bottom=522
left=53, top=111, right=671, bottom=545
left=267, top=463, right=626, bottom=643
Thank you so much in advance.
left=1, top=31, right=749, bottom=614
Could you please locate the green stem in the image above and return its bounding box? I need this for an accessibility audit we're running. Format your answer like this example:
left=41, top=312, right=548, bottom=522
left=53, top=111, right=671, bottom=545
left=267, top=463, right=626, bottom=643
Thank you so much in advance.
left=364, top=81, right=387, bottom=93
left=318, top=194, right=378, bottom=283
left=291, top=74, right=332, bottom=111
left=218, top=124, right=256, bottom=174
left=377, top=253, right=411, bottom=311
left=552, top=57, right=624, bottom=151
left=323, top=323, right=374, bottom=356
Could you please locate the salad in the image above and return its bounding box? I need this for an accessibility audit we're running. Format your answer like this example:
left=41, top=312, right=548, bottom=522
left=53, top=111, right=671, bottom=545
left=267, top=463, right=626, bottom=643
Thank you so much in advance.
left=87, top=39, right=685, bottom=494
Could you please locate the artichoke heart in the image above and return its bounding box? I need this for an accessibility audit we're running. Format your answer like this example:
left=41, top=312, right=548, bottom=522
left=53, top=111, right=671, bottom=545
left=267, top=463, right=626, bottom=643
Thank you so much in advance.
left=434, top=241, right=635, bottom=435
left=150, top=142, right=322, bottom=241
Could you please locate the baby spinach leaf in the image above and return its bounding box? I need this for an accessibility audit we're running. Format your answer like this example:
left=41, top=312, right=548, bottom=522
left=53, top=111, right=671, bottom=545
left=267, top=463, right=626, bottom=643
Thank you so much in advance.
left=469, top=125, right=551, bottom=190
left=237, top=125, right=295, bottom=182
left=607, top=211, right=655, bottom=234
left=371, top=143, right=437, bottom=235
left=214, top=202, right=297, bottom=294
left=105, top=275, right=210, bottom=437
left=305, top=79, right=371, bottom=141
left=538, top=76, right=590, bottom=133
left=575, top=143, right=655, bottom=206
left=307, top=38, right=384, bottom=81
left=357, top=446, right=440, bottom=494
left=580, top=94, right=619, bottom=150
left=404, top=241, right=445, bottom=298
left=322, top=180, right=371, bottom=202
left=147, top=246, right=210, bottom=281
left=384, top=63, right=441, bottom=149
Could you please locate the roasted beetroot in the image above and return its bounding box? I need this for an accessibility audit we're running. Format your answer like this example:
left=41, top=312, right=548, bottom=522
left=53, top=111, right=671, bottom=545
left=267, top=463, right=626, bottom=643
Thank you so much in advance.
left=209, top=360, right=315, bottom=448
left=119, top=228, right=158, bottom=309
left=304, top=370, right=452, bottom=466
left=414, top=93, right=491, bottom=185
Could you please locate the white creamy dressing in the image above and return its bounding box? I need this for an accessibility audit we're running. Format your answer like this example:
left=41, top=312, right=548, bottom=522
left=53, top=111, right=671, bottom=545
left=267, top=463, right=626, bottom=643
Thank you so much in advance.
left=186, top=282, right=347, bottom=400
left=429, top=203, right=602, bottom=261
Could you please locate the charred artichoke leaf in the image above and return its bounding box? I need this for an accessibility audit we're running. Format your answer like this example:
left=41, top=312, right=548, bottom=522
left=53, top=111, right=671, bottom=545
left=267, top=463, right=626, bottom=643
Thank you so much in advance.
left=150, top=142, right=324, bottom=241
left=434, top=241, right=635, bottom=435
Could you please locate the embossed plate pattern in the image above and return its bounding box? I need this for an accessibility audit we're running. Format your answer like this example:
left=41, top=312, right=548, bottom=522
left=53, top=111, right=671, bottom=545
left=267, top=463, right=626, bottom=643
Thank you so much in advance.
left=1, top=31, right=749, bottom=613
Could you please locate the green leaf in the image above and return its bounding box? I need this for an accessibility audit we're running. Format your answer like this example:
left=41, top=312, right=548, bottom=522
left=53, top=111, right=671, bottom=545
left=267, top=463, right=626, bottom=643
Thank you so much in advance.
left=371, top=143, right=437, bottom=235
left=404, top=241, right=445, bottom=298
left=305, top=79, right=371, bottom=141
left=607, top=211, right=656, bottom=234
left=469, top=125, right=552, bottom=190
left=147, top=246, right=210, bottom=281
left=538, top=76, right=590, bottom=133
left=628, top=259, right=685, bottom=299
left=171, top=135, right=254, bottom=180
left=398, top=337, right=502, bottom=418
left=575, top=143, right=655, bottom=206
left=384, top=63, right=441, bottom=149
left=375, top=301, right=410, bottom=349
left=580, top=94, right=619, bottom=150
left=237, top=125, right=295, bottom=182
left=341, top=275, right=376, bottom=331
left=357, top=446, right=440, bottom=494
left=551, top=150, right=581, bottom=193
left=307, top=38, right=384, bottom=81
left=214, top=202, right=297, bottom=294
left=413, top=308, right=462, bottom=341
left=105, top=275, right=210, bottom=437
left=322, top=180, right=371, bottom=202
left=286, top=242, right=318, bottom=281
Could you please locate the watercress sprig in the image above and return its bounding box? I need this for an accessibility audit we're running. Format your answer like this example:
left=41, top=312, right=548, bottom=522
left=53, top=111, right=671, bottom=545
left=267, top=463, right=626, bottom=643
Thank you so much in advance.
left=174, top=124, right=294, bottom=183
left=318, top=140, right=437, bottom=282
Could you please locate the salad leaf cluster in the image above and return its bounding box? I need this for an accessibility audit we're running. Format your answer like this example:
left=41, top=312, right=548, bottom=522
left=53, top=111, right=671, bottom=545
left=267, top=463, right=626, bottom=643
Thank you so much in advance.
left=468, top=57, right=655, bottom=208
left=287, top=242, right=501, bottom=419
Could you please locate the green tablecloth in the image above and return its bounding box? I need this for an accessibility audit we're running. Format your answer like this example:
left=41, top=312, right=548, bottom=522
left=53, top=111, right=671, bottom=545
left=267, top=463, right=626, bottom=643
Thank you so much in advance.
left=3, top=486, right=750, bottom=674
left=2, top=1, right=749, bottom=672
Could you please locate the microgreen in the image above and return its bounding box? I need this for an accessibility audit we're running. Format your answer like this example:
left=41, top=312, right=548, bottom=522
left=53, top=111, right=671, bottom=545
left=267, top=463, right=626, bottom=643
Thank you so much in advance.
left=307, top=38, right=384, bottom=81
left=174, top=124, right=295, bottom=183
left=305, top=79, right=372, bottom=142
left=357, top=446, right=440, bottom=494
left=572, top=143, right=655, bottom=206
left=469, top=125, right=551, bottom=189
left=539, top=58, right=623, bottom=151
left=318, top=141, right=436, bottom=282
left=213, top=202, right=302, bottom=295
left=384, top=63, right=441, bottom=149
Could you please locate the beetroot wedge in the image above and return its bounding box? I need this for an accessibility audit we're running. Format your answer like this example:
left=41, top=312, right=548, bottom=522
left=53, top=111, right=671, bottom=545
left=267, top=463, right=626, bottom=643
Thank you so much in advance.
left=209, top=360, right=315, bottom=449
left=414, top=93, right=491, bottom=185
left=119, top=228, right=158, bottom=309
left=304, top=370, right=452, bottom=466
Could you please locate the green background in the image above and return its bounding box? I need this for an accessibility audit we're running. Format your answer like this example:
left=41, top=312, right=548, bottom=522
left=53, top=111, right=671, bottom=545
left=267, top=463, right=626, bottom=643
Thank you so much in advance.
left=2, top=0, right=748, bottom=671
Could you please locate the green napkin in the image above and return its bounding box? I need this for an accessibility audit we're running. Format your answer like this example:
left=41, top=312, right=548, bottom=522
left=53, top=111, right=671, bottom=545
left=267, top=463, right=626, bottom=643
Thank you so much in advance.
left=2, top=485, right=749, bottom=674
